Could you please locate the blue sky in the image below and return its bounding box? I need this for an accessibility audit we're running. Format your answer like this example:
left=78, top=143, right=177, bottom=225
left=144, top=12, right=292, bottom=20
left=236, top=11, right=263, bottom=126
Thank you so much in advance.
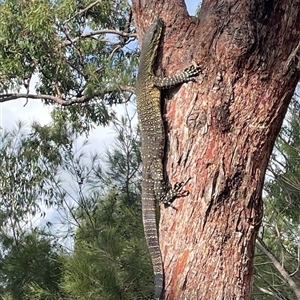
left=186, top=0, right=199, bottom=15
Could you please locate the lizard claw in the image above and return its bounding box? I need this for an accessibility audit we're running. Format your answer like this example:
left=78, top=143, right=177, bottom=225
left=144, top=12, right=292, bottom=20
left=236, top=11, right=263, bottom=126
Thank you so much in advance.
left=183, top=63, right=201, bottom=79
left=161, top=177, right=191, bottom=208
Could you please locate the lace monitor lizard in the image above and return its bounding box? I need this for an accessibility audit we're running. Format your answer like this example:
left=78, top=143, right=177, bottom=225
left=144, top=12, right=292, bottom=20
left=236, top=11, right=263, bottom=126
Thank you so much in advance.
left=136, top=18, right=200, bottom=300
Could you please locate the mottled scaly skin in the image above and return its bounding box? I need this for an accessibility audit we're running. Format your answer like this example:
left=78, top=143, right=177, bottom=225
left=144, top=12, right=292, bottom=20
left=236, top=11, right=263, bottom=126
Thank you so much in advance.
left=136, top=18, right=200, bottom=300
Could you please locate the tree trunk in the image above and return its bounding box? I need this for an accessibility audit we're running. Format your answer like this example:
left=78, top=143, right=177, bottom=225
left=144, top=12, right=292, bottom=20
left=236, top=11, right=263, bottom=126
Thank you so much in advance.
left=132, top=0, right=300, bottom=299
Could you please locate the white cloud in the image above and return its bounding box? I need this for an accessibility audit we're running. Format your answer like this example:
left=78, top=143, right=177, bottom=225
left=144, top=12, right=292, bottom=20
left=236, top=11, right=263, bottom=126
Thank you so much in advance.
left=0, top=98, right=53, bottom=130
left=0, top=74, right=52, bottom=130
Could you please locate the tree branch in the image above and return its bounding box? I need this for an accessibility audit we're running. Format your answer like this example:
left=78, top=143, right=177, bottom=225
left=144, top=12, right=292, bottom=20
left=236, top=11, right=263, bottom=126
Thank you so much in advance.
left=257, top=237, right=300, bottom=300
left=62, top=29, right=136, bottom=47
left=0, top=85, right=135, bottom=106
left=63, top=0, right=102, bottom=24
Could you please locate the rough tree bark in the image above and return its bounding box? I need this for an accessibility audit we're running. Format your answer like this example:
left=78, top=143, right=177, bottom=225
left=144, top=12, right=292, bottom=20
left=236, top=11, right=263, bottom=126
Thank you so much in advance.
left=132, top=0, right=300, bottom=299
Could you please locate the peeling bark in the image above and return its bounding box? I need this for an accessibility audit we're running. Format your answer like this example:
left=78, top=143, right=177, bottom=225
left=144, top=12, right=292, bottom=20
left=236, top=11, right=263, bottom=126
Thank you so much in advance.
left=132, top=0, right=300, bottom=299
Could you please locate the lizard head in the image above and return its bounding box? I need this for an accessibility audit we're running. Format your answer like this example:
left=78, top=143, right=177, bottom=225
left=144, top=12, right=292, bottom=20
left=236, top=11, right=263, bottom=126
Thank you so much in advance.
left=140, top=18, right=164, bottom=67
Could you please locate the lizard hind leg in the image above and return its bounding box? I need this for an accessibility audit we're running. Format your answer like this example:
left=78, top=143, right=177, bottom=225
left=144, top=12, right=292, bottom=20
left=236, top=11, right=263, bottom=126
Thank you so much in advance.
left=161, top=178, right=191, bottom=208
left=150, top=160, right=190, bottom=208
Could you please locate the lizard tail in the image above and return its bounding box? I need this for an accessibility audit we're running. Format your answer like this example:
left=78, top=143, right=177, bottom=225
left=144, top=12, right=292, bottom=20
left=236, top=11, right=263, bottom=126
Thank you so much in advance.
left=143, top=206, right=164, bottom=299
left=154, top=273, right=164, bottom=299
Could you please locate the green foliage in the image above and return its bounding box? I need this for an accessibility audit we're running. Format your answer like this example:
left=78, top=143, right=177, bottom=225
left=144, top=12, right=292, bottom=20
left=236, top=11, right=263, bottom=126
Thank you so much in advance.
left=51, top=102, right=114, bottom=135
left=0, top=121, right=60, bottom=232
left=59, top=116, right=153, bottom=299
left=0, top=231, right=63, bottom=300
left=60, top=192, right=152, bottom=300
left=0, top=0, right=134, bottom=94
left=264, top=101, right=300, bottom=222
left=0, top=0, right=137, bottom=134
left=24, top=282, right=62, bottom=300
left=0, top=119, right=78, bottom=299
left=0, top=0, right=56, bottom=91
left=0, top=108, right=152, bottom=299
left=195, top=1, right=203, bottom=17
left=102, top=115, right=141, bottom=198
left=253, top=98, right=300, bottom=299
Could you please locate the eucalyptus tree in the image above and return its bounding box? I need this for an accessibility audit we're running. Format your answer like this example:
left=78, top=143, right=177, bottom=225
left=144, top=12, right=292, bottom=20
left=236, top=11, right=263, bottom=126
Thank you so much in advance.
left=0, top=0, right=300, bottom=298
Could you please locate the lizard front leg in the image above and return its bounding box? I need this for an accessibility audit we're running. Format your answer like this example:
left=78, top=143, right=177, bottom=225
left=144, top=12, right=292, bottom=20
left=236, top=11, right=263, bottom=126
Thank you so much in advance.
left=153, top=63, right=201, bottom=89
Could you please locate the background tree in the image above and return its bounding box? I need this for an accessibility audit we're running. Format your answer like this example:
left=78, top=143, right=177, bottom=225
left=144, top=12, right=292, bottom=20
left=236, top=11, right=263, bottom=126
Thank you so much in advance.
left=253, top=95, right=300, bottom=299
left=58, top=116, right=153, bottom=300
left=131, top=1, right=300, bottom=299
left=0, top=121, right=66, bottom=299
left=0, top=110, right=154, bottom=299
left=0, top=0, right=136, bottom=132
left=1, top=231, right=63, bottom=300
